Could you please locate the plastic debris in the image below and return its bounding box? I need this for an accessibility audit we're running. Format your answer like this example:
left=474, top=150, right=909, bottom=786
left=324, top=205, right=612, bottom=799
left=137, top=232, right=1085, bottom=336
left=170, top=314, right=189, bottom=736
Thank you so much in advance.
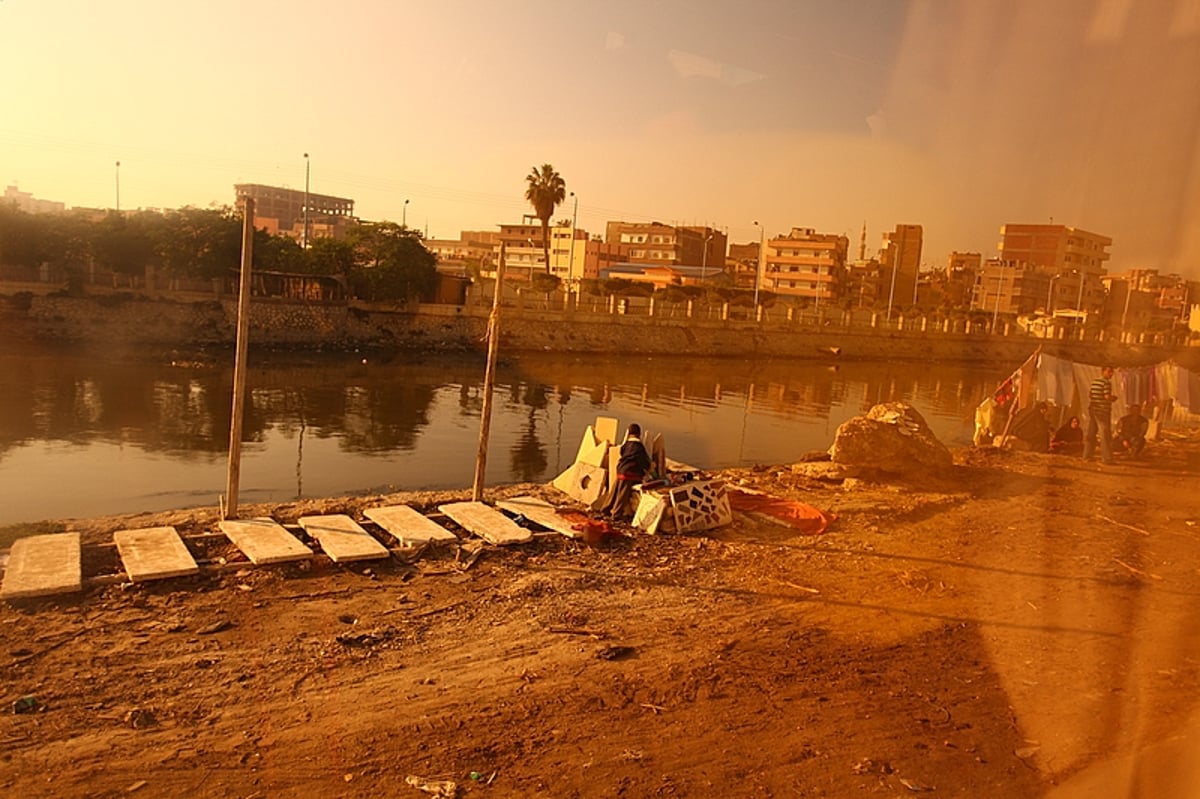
left=404, top=774, right=458, bottom=797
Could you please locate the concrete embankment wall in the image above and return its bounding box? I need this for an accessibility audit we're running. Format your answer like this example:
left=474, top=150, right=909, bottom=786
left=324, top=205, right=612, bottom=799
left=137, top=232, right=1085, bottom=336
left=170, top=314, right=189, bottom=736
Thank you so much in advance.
left=0, top=293, right=1185, bottom=366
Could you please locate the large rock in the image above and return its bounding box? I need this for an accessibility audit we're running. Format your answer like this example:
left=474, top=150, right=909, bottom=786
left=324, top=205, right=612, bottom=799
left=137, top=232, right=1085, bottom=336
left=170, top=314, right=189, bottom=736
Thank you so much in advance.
left=828, top=402, right=952, bottom=475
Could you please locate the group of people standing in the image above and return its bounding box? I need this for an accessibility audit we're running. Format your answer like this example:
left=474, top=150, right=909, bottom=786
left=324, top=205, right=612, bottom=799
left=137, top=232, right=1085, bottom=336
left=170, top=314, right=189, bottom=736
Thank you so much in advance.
left=1009, top=365, right=1148, bottom=462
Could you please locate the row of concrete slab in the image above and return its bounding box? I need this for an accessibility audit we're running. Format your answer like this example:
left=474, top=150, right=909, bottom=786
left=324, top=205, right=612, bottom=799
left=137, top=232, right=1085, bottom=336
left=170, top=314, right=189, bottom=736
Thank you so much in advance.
left=0, top=496, right=579, bottom=602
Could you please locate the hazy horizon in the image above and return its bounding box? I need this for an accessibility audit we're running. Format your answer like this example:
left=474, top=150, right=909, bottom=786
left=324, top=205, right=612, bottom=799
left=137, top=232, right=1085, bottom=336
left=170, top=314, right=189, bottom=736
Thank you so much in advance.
left=2, top=0, right=1197, bottom=276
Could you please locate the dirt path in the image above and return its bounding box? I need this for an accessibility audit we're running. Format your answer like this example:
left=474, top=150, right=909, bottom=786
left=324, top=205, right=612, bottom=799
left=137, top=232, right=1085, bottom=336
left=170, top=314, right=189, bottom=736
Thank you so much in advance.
left=3, top=435, right=1200, bottom=798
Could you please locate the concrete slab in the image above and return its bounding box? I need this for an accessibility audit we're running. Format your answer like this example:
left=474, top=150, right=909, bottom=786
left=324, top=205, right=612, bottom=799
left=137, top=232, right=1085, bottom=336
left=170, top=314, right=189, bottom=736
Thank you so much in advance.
left=551, top=462, right=606, bottom=506
left=114, top=527, right=200, bottom=582
left=497, top=496, right=579, bottom=538
left=219, top=518, right=313, bottom=565
left=297, top=514, right=390, bottom=562
left=364, top=505, right=458, bottom=545
left=594, top=416, right=619, bottom=446
left=438, top=501, right=533, bottom=546
left=1, top=533, right=82, bottom=600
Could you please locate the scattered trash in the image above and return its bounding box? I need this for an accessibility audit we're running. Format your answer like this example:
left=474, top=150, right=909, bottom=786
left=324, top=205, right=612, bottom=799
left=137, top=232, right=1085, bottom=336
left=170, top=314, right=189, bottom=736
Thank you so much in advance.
left=468, top=771, right=483, bottom=781
left=898, top=776, right=935, bottom=792
left=456, top=540, right=485, bottom=571
left=126, top=779, right=148, bottom=793
left=12, top=695, right=39, bottom=714
left=338, top=614, right=358, bottom=625
left=404, top=774, right=458, bottom=797
left=343, top=773, right=354, bottom=783
left=124, top=708, right=157, bottom=729
left=852, top=758, right=893, bottom=775
left=1014, top=745, right=1040, bottom=760
left=595, top=645, right=635, bottom=661
left=336, top=627, right=398, bottom=648
left=620, top=749, right=644, bottom=761
left=198, top=619, right=232, bottom=635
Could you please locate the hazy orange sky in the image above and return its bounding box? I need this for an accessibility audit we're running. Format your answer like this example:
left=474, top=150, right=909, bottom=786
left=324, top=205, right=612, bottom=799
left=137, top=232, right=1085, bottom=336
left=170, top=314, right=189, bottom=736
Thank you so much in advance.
left=2, top=0, right=1198, bottom=276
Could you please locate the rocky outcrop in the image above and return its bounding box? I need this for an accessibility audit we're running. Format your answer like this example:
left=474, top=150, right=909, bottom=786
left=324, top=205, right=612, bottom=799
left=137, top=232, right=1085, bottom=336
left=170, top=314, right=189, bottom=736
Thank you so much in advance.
left=828, top=402, right=953, bottom=475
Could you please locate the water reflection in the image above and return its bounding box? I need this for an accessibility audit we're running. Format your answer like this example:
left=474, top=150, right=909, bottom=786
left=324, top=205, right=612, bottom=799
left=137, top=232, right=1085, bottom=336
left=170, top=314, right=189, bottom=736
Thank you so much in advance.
left=0, top=344, right=1013, bottom=525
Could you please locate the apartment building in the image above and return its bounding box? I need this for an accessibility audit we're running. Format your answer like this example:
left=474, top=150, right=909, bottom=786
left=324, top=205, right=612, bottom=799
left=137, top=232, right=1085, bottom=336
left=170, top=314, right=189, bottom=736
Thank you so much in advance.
left=3, top=185, right=65, bottom=214
left=998, top=224, right=1112, bottom=312
left=762, top=227, right=849, bottom=303
left=604, top=222, right=723, bottom=269
left=879, top=224, right=923, bottom=310
left=971, top=258, right=1053, bottom=315
left=233, top=183, right=356, bottom=243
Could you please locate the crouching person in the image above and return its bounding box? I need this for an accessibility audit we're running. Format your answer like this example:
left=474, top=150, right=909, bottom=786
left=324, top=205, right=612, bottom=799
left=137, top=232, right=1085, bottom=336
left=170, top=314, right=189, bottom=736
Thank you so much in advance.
left=604, top=423, right=651, bottom=521
left=1112, top=404, right=1148, bottom=458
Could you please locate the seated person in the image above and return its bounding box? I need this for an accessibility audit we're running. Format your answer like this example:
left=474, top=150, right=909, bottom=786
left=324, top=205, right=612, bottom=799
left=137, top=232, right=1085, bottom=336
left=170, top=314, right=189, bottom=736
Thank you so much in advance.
left=1051, top=416, right=1083, bottom=455
left=1112, top=404, right=1148, bottom=457
left=1009, top=401, right=1051, bottom=452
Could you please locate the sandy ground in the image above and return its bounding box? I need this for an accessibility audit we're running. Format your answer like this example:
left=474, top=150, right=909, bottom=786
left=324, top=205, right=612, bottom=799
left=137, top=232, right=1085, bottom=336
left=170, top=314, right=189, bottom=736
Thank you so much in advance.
left=3, top=432, right=1200, bottom=799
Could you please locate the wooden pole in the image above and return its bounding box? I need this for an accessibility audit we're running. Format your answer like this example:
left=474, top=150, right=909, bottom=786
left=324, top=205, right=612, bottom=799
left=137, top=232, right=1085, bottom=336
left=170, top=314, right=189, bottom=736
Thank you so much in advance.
left=472, top=242, right=505, bottom=501
left=224, top=197, right=255, bottom=519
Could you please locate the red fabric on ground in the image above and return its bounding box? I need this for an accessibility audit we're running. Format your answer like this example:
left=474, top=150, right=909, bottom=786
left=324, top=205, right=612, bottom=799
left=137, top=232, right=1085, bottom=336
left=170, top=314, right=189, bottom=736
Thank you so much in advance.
left=727, top=489, right=833, bottom=535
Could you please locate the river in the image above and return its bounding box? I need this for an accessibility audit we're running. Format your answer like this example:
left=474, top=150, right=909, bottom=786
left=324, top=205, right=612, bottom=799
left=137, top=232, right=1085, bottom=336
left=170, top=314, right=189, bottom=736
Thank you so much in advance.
left=0, top=344, right=1015, bottom=526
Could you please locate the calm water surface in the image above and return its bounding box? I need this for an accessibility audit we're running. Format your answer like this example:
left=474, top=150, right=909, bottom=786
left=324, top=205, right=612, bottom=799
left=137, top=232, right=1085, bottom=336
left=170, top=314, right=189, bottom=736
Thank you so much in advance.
left=0, top=344, right=1014, bottom=525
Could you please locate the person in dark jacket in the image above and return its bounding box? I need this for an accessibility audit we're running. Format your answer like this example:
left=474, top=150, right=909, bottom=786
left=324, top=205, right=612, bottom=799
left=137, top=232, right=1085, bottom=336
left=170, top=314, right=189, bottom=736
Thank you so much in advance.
left=605, top=423, right=651, bottom=520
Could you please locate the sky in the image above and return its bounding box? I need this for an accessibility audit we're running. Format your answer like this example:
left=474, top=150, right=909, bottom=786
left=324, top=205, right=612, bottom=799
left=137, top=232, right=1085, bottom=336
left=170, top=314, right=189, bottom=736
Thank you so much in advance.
left=2, top=0, right=1198, bottom=276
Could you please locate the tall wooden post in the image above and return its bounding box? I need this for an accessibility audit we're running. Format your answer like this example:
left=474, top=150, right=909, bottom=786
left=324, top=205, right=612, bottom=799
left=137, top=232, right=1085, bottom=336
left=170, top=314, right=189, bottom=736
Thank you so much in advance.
left=224, top=198, right=255, bottom=519
left=472, top=243, right=505, bottom=501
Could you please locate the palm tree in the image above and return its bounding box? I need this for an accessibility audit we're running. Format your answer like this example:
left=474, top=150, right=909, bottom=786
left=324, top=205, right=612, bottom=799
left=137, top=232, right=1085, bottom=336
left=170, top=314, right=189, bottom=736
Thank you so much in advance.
left=524, top=164, right=566, bottom=275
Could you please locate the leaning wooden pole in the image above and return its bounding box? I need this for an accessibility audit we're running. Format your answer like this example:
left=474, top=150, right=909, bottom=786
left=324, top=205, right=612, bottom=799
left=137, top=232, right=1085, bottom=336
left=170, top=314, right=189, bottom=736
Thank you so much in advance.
left=472, top=242, right=506, bottom=501
left=224, top=197, right=255, bottom=519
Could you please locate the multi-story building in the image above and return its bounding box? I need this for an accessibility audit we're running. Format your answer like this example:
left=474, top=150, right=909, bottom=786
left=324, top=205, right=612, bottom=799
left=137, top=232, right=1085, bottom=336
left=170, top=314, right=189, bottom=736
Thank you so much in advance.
left=997, top=224, right=1112, bottom=312
left=3, top=185, right=66, bottom=214
left=971, top=258, right=1053, bottom=316
left=762, top=227, right=849, bottom=304
left=879, top=224, right=923, bottom=311
left=234, top=183, right=356, bottom=243
left=604, top=222, right=723, bottom=269
left=426, top=231, right=499, bottom=277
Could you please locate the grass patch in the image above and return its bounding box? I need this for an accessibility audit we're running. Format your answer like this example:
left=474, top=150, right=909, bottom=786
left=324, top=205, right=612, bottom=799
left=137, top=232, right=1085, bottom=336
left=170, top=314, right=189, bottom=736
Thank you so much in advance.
left=0, top=521, right=67, bottom=549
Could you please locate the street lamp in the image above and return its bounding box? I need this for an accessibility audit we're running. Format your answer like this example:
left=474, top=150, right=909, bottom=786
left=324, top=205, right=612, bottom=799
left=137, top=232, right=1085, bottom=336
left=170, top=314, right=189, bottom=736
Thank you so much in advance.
left=1046, top=273, right=1061, bottom=314
left=700, top=230, right=713, bottom=281
left=114, top=160, right=121, bottom=212
left=1075, top=269, right=1086, bottom=313
left=991, top=261, right=1007, bottom=333
left=402, top=198, right=410, bottom=229
left=752, top=221, right=765, bottom=308
left=302, top=153, right=310, bottom=249
left=568, top=191, right=579, bottom=290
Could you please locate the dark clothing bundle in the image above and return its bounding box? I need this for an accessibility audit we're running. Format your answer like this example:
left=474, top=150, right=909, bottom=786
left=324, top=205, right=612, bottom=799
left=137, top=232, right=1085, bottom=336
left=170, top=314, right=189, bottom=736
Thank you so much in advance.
left=616, top=437, right=651, bottom=481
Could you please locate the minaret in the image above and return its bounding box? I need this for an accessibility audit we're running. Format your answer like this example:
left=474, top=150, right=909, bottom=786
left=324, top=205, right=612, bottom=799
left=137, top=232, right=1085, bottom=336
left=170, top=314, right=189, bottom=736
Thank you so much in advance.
left=859, top=221, right=866, bottom=261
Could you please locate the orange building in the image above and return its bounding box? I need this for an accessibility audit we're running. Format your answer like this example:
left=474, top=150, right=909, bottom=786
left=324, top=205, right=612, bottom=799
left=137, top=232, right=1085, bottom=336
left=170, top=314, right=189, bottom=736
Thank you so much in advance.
left=762, top=227, right=849, bottom=303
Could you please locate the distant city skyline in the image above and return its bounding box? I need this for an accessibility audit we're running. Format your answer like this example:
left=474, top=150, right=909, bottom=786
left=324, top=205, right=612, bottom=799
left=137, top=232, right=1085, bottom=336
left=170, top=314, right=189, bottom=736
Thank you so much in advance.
left=2, top=0, right=1197, bottom=276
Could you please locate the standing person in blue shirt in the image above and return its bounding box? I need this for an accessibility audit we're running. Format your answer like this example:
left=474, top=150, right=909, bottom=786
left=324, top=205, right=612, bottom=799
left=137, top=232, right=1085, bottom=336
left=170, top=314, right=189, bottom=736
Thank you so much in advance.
left=1082, top=365, right=1116, bottom=464
left=604, top=423, right=651, bottom=521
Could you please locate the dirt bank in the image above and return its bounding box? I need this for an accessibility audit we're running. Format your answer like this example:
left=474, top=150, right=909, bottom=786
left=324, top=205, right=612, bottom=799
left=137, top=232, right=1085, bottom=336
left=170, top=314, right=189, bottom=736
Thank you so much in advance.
left=3, top=433, right=1200, bottom=798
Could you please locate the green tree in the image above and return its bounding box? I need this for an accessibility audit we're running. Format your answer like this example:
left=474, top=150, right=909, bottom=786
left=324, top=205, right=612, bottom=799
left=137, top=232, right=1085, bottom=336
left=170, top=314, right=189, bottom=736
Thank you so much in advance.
left=305, top=237, right=357, bottom=277
left=155, top=207, right=241, bottom=281
left=345, top=222, right=437, bottom=302
left=93, top=211, right=158, bottom=283
left=524, top=164, right=565, bottom=275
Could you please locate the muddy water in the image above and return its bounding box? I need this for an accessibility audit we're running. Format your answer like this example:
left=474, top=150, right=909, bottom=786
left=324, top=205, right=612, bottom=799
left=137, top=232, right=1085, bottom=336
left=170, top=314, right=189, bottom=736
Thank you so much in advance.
left=0, top=345, right=1012, bottom=525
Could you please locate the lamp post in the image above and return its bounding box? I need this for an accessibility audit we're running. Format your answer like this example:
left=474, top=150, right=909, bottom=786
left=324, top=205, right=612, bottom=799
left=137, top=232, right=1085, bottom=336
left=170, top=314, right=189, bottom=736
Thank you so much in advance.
left=402, top=198, right=410, bottom=229
left=752, top=221, right=765, bottom=308
left=991, top=261, right=1006, bottom=333
left=568, top=191, right=579, bottom=291
left=114, top=160, right=121, bottom=212
left=700, top=230, right=713, bottom=281
left=302, top=153, right=310, bottom=249
left=1046, top=273, right=1060, bottom=314
left=1075, top=269, right=1086, bottom=313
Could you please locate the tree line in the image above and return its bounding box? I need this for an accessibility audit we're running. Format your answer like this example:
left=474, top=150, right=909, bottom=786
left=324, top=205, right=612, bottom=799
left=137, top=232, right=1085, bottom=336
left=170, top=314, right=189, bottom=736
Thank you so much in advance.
left=0, top=205, right=438, bottom=302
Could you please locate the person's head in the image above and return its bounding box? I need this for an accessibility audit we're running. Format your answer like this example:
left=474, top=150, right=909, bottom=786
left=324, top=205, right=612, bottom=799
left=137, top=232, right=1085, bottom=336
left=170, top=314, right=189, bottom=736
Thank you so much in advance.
left=1035, top=401, right=1048, bottom=415
left=628, top=423, right=641, bottom=438
left=1128, top=403, right=1141, bottom=416
left=1069, top=416, right=1080, bottom=428
left=1101, top=365, right=1114, bottom=378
